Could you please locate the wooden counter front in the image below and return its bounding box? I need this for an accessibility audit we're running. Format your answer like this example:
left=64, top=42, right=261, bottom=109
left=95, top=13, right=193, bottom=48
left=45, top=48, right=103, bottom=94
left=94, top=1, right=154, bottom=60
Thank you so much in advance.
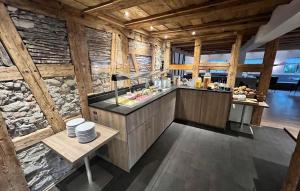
left=89, top=88, right=231, bottom=171
left=89, top=91, right=176, bottom=172
left=175, top=89, right=232, bottom=128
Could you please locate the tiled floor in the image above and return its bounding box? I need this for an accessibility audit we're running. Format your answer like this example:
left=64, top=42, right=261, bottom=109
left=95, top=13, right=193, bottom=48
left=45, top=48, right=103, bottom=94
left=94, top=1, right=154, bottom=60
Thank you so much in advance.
left=55, top=122, right=295, bottom=191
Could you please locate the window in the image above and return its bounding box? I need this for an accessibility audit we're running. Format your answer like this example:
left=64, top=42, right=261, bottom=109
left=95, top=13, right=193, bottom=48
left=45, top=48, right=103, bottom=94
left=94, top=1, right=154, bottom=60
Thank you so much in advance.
left=283, top=58, right=300, bottom=73
left=244, top=59, right=263, bottom=64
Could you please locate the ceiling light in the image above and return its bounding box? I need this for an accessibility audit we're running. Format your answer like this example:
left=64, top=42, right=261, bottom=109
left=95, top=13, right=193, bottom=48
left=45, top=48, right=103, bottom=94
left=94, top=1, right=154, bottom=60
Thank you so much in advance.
left=192, top=31, right=196, bottom=35
left=164, top=35, right=168, bottom=39
left=150, top=26, right=154, bottom=31
left=124, top=11, right=129, bottom=17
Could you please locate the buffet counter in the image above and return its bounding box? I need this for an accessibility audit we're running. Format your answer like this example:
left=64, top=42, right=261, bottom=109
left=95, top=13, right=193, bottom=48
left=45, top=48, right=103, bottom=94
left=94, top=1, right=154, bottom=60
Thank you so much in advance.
left=88, top=86, right=232, bottom=171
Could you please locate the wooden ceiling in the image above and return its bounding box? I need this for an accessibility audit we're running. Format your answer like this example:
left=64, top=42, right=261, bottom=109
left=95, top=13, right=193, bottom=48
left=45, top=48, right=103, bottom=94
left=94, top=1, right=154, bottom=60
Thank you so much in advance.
left=56, top=0, right=293, bottom=54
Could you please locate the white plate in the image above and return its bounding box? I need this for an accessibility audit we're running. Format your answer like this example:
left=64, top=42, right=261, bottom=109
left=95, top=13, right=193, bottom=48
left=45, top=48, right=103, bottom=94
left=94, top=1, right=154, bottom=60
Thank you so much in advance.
left=66, top=118, right=85, bottom=127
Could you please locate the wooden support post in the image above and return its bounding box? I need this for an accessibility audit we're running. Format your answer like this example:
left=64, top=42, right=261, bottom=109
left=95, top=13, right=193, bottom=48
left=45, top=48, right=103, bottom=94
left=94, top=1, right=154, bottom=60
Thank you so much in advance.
left=227, top=34, right=242, bottom=88
left=251, top=39, right=279, bottom=125
left=0, top=3, right=65, bottom=133
left=110, top=33, right=118, bottom=90
left=192, top=38, right=202, bottom=79
left=151, top=43, right=156, bottom=72
left=282, top=135, right=300, bottom=191
left=122, top=36, right=130, bottom=87
left=164, top=41, right=171, bottom=71
left=130, top=53, right=139, bottom=82
left=67, top=19, right=93, bottom=120
left=0, top=112, right=29, bottom=191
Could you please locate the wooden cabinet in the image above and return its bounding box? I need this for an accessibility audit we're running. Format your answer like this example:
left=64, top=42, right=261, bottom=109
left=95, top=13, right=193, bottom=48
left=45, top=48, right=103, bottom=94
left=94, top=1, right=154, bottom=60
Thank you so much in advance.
left=175, top=89, right=232, bottom=129
left=127, top=91, right=176, bottom=168
left=89, top=91, right=176, bottom=171
left=89, top=89, right=231, bottom=171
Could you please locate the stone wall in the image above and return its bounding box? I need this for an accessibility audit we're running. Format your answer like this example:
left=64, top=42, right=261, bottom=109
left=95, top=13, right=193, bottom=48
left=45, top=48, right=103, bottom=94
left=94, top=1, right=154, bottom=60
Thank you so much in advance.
left=44, top=77, right=81, bottom=118
left=86, top=27, right=112, bottom=93
left=0, top=80, right=49, bottom=138
left=0, top=7, right=77, bottom=191
left=0, top=41, right=14, bottom=66
left=137, top=55, right=151, bottom=75
left=17, top=143, right=72, bottom=191
left=8, top=6, right=71, bottom=64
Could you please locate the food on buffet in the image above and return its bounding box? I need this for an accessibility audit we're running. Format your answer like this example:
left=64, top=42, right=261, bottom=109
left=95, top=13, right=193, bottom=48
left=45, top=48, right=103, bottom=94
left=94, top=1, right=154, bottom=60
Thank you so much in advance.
left=233, top=86, right=256, bottom=98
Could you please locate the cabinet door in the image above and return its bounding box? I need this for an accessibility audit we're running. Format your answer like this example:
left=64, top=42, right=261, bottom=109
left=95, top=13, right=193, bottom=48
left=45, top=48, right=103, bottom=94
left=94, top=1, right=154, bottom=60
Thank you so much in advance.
left=175, top=89, right=202, bottom=122
left=200, top=92, right=231, bottom=128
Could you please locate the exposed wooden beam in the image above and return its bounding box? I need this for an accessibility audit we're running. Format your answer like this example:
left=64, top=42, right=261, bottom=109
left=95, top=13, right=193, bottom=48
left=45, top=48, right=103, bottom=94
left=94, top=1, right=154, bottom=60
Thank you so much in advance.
left=170, top=32, right=237, bottom=43
left=227, top=34, right=242, bottom=88
left=95, top=13, right=125, bottom=28
left=83, top=0, right=122, bottom=13
left=237, top=64, right=264, bottom=72
left=0, top=111, right=29, bottom=191
left=13, top=127, right=54, bottom=151
left=164, top=41, right=171, bottom=70
left=0, top=3, right=65, bottom=133
left=0, top=0, right=126, bottom=34
left=67, top=19, right=92, bottom=120
left=125, top=0, right=287, bottom=28
left=251, top=39, right=279, bottom=126
left=170, top=63, right=229, bottom=70
left=282, top=134, right=300, bottom=191
left=152, top=15, right=269, bottom=35
left=192, top=38, right=202, bottom=79
left=125, top=0, right=239, bottom=27
left=0, top=64, right=75, bottom=81
left=83, top=0, right=150, bottom=13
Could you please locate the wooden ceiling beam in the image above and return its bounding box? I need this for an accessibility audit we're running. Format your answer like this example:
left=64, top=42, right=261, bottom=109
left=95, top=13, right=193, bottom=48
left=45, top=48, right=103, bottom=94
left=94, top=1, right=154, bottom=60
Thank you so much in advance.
left=83, top=0, right=150, bottom=13
left=83, top=0, right=122, bottom=13
left=125, top=0, right=288, bottom=28
left=125, top=0, right=239, bottom=27
left=169, top=32, right=237, bottom=43
left=0, top=0, right=126, bottom=30
left=151, top=15, right=269, bottom=35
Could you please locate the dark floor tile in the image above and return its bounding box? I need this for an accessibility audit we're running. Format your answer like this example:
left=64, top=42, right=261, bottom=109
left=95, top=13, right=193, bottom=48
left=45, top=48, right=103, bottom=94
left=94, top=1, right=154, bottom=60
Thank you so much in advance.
left=56, top=122, right=294, bottom=191
left=152, top=172, right=185, bottom=191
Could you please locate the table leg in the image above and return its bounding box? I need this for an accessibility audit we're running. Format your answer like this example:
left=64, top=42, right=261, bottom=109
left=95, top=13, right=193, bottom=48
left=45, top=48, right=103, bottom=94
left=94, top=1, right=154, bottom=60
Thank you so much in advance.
left=240, top=105, right=246, bottom=128
left=84, top=156, right=93, bottom=185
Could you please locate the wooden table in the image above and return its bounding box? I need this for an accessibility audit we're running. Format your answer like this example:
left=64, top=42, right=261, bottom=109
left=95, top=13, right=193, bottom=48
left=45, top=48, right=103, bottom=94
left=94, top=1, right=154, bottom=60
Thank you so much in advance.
left=232, top=99, right=269, bottom=135
left=42, top=124, right=118, bottom=184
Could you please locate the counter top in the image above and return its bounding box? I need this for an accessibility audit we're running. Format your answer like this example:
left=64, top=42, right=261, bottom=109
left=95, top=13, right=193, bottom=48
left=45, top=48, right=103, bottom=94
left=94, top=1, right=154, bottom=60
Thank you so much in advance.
left=88, top=86, right=231, bottom=115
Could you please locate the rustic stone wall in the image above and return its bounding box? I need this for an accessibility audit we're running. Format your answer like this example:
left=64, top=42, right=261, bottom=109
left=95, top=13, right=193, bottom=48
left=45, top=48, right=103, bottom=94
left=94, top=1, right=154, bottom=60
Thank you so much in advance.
left=0, top=7, right=77, bottom=191
left=137, top=55, right=151, bottom=74
left=17, top=143, right=72, bottom=191
left=0, top=41, right=14, bottom=66
left=8, top=6, right=71, bottom=64
left=44, top=77, right=81, bottom=118
left=86, top=27, right=112, bottom=93
left=0, top=80, right=49, bottom=138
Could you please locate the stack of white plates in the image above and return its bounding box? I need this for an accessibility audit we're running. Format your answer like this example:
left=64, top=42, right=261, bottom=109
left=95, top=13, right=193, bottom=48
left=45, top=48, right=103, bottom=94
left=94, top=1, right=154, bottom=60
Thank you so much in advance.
left=75, top=122, right=97, bottom=143
left=66, top=118, right=85, bottom=137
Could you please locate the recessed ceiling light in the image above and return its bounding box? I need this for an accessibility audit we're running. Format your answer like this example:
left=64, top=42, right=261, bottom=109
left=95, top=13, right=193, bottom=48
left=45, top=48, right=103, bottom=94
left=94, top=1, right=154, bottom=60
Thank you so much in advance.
left=124, top=11, right=129, bottom=17
left=164, top=35, right=168, bottom=39
left=192, top=31, right=196, bottom=35
left=150, top=26, right=154, bottom=31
